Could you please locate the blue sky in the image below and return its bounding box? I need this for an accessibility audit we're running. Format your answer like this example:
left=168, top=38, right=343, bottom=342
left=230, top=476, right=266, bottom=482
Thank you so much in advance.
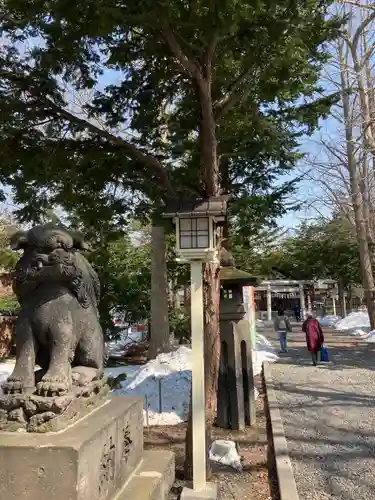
left=275, top=120, right=336, bottom=230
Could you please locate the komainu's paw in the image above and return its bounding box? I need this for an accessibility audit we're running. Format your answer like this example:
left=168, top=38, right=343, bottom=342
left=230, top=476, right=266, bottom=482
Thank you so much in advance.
left=2, top=375, right=35, bottom=395
left=36, top=374, right=71, bottom=397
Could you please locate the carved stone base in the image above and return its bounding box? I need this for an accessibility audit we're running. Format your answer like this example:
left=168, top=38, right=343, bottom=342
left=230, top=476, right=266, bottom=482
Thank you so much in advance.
left=0, top=396, right=147, bottom=500
left=0, top=379, right=109, bottom=432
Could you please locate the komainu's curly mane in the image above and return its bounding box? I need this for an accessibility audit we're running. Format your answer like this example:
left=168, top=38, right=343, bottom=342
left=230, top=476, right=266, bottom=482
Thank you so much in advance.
left=11, top=225, right=100, bottom=311
left=70, top=252, right=100, bottom=311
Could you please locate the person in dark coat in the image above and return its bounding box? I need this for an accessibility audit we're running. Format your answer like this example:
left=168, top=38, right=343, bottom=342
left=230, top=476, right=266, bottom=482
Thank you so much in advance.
left=302, top=314, right=324, bottom=366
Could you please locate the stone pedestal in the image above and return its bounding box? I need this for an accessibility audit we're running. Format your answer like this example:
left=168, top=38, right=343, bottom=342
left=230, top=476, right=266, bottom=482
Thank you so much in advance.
left=0, top=396, right=174, bottom=500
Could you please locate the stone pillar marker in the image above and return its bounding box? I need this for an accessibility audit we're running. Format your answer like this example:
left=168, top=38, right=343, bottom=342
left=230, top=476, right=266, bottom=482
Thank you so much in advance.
left=267, top=283, right=272, bottom=321
left=0, top=224, right=174, bottom=500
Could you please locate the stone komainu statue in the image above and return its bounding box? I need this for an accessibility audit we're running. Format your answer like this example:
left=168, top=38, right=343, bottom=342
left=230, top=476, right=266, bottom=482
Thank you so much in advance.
left=2, top=224, right=104, bottom=397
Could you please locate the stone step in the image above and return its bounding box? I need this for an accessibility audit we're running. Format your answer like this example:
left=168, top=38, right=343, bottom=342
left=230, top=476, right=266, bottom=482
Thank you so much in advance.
left=117, top=450, right=175, bottom=500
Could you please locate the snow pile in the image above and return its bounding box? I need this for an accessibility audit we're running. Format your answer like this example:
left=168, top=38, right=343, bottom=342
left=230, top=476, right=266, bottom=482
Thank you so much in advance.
left=253, top=334, right=278, bottom=376
left=0, top=332, right=278, bottom=428
left=364, top=331, right=375, bottom=342
left=0, top=364, right=14, bottom=395
left=111, top=346, right=192, bottom=426
left=318, top=315, right=341, bottom=327
left=209, top=440, right=242, bottom=472
left=107, top=332, right=278, bottom=427
left=335, top=311, right=370, bottom=331
left=349, top=328, right=369, bottom=337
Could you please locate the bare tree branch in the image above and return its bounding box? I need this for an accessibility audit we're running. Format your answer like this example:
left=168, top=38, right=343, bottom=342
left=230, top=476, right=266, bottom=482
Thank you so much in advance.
left=339, top=0, right=375, bottom=11
left=0, top=69, right=176, bottom=197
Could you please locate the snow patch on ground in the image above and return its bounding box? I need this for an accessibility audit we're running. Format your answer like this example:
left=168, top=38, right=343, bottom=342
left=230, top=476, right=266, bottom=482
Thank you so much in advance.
left=349, top=328, right=370, bottom=337
left=318, top=315, right=341, bottom=327
left=335, top=311, right=371, bottom=332
left=364, top=331, right=375, bottom=342
left=110, top=346, right=192, bottom=426
left=0, top=332, right=278, bottom=427
left=209, top=440, right=242, bottom=471
left=109, top=334, right=278, bottom=426
left=0, top=364, right=15, bottom=395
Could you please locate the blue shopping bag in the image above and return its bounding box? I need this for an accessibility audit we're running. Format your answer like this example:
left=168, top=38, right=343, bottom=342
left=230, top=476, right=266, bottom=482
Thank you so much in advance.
left=320, top=344, right=329, bottom=362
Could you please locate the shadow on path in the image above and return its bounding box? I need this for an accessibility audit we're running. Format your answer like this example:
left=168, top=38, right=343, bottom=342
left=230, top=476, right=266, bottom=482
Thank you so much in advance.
left=265, top=327, right=375, bottom=499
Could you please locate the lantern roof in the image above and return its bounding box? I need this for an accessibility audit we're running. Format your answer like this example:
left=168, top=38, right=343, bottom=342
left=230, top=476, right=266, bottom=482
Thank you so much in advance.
left=220, top=266, right=260, bottom=286
left=219, top=248, right=260, bottom=286
left=162, top=196, right=229, bottom=218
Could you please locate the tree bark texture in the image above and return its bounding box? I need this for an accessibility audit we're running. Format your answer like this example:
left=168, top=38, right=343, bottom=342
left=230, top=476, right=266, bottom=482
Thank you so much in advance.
left=197, top=81, right=219, bottom=196
left=340, top=41, right=375, bottom=329
left=203, top=261, right=221, bottom=422
left=148, top=225, right=170, bottom=359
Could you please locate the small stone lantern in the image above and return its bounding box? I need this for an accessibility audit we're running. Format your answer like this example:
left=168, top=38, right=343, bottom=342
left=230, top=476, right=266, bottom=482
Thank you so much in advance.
left=217, top=249, right=260, bottom=430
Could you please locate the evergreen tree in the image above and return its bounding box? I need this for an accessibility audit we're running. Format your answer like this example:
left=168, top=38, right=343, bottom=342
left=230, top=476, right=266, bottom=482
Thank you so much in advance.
left=0, top=0, right=342, bottom=475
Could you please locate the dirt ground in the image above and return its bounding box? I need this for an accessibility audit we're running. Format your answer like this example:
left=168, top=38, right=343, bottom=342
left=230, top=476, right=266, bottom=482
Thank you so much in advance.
left=144, top=375, right=278, bottom=500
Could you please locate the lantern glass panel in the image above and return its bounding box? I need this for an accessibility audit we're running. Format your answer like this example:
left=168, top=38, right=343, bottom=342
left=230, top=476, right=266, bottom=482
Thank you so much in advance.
left=179, top=217, right=210, bottom=249
left=179, top=218, right=192, bottom=231
left=180, top=235, right=192, bottom=248
left=197, top=234, right=209, bottom=248
left=197, top=218, right=209, bottom=231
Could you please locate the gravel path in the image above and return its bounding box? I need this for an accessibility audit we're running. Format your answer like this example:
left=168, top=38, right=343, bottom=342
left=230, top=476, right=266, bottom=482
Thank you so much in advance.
left=267, top=327, right=375, bottom=499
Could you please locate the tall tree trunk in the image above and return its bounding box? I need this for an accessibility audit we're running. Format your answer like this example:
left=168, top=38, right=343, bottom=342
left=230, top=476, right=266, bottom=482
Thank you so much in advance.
left=203, top=262, right=221, bottom=421
left=198, top=80, right=219, bottom=195
left=360, top=156, right=375, bottom=266
left=364, top=33, right=375, bottom=256
left=198, top=68, right=221, bottom=421
left=347, top=285, right=353, bottom=313
left=340, top=40, right=375, bottom=328
left=184, top=68, right=221, bottom=478
left=148, top=224, right=170, bottom=359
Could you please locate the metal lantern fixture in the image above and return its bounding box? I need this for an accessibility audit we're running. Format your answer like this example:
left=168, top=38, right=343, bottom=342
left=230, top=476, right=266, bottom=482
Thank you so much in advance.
left=163, top=197, right=228, bottom=263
